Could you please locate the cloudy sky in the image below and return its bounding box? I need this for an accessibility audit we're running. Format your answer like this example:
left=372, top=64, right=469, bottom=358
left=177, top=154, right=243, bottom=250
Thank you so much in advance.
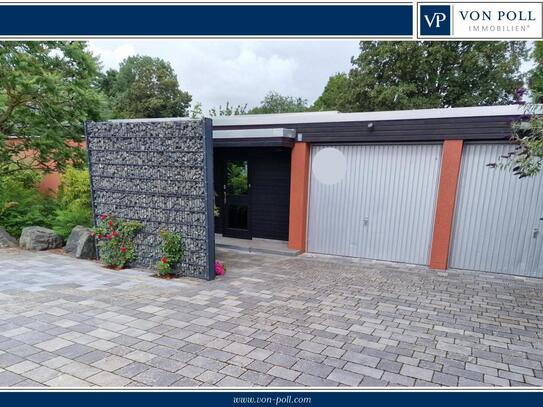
left=88, top=40, right=360, bottom=113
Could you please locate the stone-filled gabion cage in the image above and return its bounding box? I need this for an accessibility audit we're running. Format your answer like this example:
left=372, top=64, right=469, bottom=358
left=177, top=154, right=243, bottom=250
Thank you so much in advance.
left=85, top=118, right=215, bottom=280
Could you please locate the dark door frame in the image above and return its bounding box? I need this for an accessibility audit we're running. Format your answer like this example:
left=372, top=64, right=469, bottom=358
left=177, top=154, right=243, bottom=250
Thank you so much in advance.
left=222, top=156, right=252, bottom=239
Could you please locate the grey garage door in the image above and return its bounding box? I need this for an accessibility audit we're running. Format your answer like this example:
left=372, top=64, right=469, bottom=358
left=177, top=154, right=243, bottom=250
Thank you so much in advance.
left=307, top=144, right=442, bottom=264
left=449, top=143, right=543, bottom=278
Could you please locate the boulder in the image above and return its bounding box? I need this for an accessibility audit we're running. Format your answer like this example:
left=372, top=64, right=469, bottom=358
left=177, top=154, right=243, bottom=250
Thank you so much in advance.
left=19, top=226, right=63, bottom=251
left=0, top=227, right=18, bottom=248
left=64, top=226, right=96, bottom=259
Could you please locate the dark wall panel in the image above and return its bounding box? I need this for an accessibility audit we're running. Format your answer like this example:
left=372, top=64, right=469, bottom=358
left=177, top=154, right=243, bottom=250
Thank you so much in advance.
left=214, top=147, right=291, bottom=241
left=213, top=115, right=518, bottom=143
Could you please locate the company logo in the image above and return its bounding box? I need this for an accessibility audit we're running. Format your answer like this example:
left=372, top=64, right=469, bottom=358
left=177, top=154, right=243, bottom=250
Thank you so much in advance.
left=418, top=2, right=543, bottom=38
left=420, top=5, right=451, bottom=36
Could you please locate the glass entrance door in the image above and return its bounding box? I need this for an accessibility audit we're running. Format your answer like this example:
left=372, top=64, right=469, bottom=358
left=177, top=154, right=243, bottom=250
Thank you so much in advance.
left=223, top=159, right=251, bottom=239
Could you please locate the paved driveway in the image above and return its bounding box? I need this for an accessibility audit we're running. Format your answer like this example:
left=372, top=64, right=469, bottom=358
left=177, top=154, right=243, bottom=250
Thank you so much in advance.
left=0, top=247, right=542, bottom=387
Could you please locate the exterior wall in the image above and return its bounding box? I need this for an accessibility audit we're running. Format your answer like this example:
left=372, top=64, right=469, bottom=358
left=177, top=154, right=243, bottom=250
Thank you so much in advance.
left=86, top=119, right=215, bottom=280
left=39, top=172, right=61, bottom=194
left=41, top=113, right=524, bottom=274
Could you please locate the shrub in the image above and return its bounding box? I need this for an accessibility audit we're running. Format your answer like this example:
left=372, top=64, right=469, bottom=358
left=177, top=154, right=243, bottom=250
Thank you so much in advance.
left=156, top=230, right=184, bottom=276
left=0, top=171, right=56, bottom=237
left=57, top=167, right=92, bottom=208
left=52, top=203, right=93, bottom=239
left=91, top=213, right=142, bottom=268
left=52, top=167, right=92, bottom=238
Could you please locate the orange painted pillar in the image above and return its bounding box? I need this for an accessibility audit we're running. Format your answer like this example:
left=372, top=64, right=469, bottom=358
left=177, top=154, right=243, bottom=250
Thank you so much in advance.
left=288, top=142, right=311, bottom=251
left=429, top=140, right=464, bottom=270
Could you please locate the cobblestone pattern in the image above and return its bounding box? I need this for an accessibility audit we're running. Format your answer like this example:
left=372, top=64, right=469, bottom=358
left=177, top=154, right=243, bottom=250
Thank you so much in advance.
left=0, top=248, right=542, bottom=387
left=86, top=119, right=214, bottom=279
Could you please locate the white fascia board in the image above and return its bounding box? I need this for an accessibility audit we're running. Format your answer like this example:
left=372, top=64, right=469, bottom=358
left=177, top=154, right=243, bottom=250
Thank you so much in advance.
left=211, top=105, right=528, bottom=127
left=213, top=128, right=296, bottom=139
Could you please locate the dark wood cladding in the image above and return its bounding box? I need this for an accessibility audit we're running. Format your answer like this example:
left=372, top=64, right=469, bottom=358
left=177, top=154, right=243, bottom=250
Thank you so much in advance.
left=213, top=115, right=520, bottom=143
left=214, top=147, right=291, bottom=241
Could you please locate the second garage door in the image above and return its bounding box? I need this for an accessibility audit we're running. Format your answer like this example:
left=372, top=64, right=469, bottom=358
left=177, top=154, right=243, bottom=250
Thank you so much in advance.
left=449, top=143, right=543, bottom=278
left=307, top=144, right=442, bottom=264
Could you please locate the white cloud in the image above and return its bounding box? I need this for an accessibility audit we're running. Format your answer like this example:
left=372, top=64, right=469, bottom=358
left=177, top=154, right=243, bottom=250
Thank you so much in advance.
left=89, top=42, right=137, bottom=70
left=88, top=39, right=359, bottom=113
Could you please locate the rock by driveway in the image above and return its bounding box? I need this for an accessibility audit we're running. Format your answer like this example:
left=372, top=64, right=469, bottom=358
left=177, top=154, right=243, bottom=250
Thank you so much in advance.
left=0, top=247, right=542, bottom=387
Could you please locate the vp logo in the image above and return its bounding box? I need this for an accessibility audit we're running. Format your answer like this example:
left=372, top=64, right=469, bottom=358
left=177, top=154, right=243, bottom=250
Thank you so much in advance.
left=424, top=12, right=447, bottom=28
left=420, top=4, right=451, bottom=36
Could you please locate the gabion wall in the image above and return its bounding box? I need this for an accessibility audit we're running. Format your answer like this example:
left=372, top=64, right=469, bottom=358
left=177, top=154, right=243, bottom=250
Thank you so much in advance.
left=86, top=118, right=215, bottom=280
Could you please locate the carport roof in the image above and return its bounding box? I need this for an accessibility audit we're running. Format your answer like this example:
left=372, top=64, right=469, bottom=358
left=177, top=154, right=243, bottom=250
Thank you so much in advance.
left=212, top=104, right=528, bottom=127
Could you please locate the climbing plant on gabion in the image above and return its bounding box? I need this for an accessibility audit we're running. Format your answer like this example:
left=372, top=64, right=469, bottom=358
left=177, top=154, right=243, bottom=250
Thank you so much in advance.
left=91, top=213, right=143, bottom=269
left=156, top=229, right=184, bottom=277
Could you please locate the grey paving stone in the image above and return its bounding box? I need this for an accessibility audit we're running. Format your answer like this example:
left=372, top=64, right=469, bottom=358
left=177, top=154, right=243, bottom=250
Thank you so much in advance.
left=87, top=371, right=131, bottom=387
left=223, top=342, right=255, bottom=356
left=216, top=375, right=252, bottom=387
left=177, top=364, right=206, bottom=379
left=133, top=368, right=181, bottom=386
left=45, top=374, right=91, bottom=387
left=21, top=366, right=60, bottom=383
left=91, top=355, right=132, bottom=372
left=293, top=359, right=334, bottom=378
left=400, top=364, right=434, bottom=381
left=146, top=356, right=186, bottom=373
left=296, top=373, right=339, bottom=387
left=240, top=370, right=274, bottom=386
left=0, top=370, right=25, bottom=386
left=220, top=364, right=247, bottom=378
left=265, top=352, right=298, bottom=368
left=196, top=370, right=225, bottom=385
left=432, top=372, right=459, bottom=386
left=1, top=248, right=542, bottom=388
left=344, top=362, right=384, bottom=379
left=327, top=368, right=363, bottom=386
left=360, top=376, right=390, bottom=386
left=114, top=362, right=150, bottom=379
left=58, top=361, right=101, bottom=379
left=268, top=366, right=301, bottom=381
left=382, top=372, right=415, bottom=386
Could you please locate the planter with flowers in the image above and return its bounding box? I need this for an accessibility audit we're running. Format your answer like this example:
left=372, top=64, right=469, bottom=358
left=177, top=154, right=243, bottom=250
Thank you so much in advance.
left=91, top=213, right=143, bottom=269
left=156, top=229, right=184, bottom=278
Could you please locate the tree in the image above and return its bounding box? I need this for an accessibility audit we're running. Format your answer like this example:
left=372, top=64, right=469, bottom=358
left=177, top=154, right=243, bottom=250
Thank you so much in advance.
left=189, top=102, right=204, bottom=119
left=248, top=91, right=309, bottom=114
left=111, top=55, right=192, bottom=118
left=98, top=68, right=118, bottom=98
left=312, top=73, right=349, bottom=111
left=209, top=101, right=247, bottom=116
left=530, top=42, right=543, bottom=101
left=494, top=43, right=543, bottom=178
left=316, top=41, right=528, bottom=112
left=0, top=41, right=102, bottom=177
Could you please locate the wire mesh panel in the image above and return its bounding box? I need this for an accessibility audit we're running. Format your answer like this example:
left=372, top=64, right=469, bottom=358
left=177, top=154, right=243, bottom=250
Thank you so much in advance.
left=86, top=118, right=215, bottom=280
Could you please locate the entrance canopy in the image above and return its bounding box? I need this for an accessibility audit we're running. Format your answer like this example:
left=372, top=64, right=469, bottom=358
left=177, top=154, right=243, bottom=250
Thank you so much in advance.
left=213, top=128, right=296, bottom=148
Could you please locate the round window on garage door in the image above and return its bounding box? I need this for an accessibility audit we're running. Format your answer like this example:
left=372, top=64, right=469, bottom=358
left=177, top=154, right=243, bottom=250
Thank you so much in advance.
left=312, top=147, right=347, bottom=185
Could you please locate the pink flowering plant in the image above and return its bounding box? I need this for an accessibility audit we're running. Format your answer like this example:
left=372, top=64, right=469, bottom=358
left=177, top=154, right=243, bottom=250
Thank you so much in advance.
left=90, top=213, right=143, bottom=269
left=215, top=260, right=226, bottom=276
left=156, top=229, right=184, bottom=277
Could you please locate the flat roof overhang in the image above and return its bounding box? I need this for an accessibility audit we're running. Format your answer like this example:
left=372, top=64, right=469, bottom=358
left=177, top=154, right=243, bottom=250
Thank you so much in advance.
left=212, top=128, right=296, bottom=148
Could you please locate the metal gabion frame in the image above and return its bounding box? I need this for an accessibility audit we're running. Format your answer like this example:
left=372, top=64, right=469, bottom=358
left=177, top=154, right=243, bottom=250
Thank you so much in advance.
left=85, top=118, right=215, bottom=280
